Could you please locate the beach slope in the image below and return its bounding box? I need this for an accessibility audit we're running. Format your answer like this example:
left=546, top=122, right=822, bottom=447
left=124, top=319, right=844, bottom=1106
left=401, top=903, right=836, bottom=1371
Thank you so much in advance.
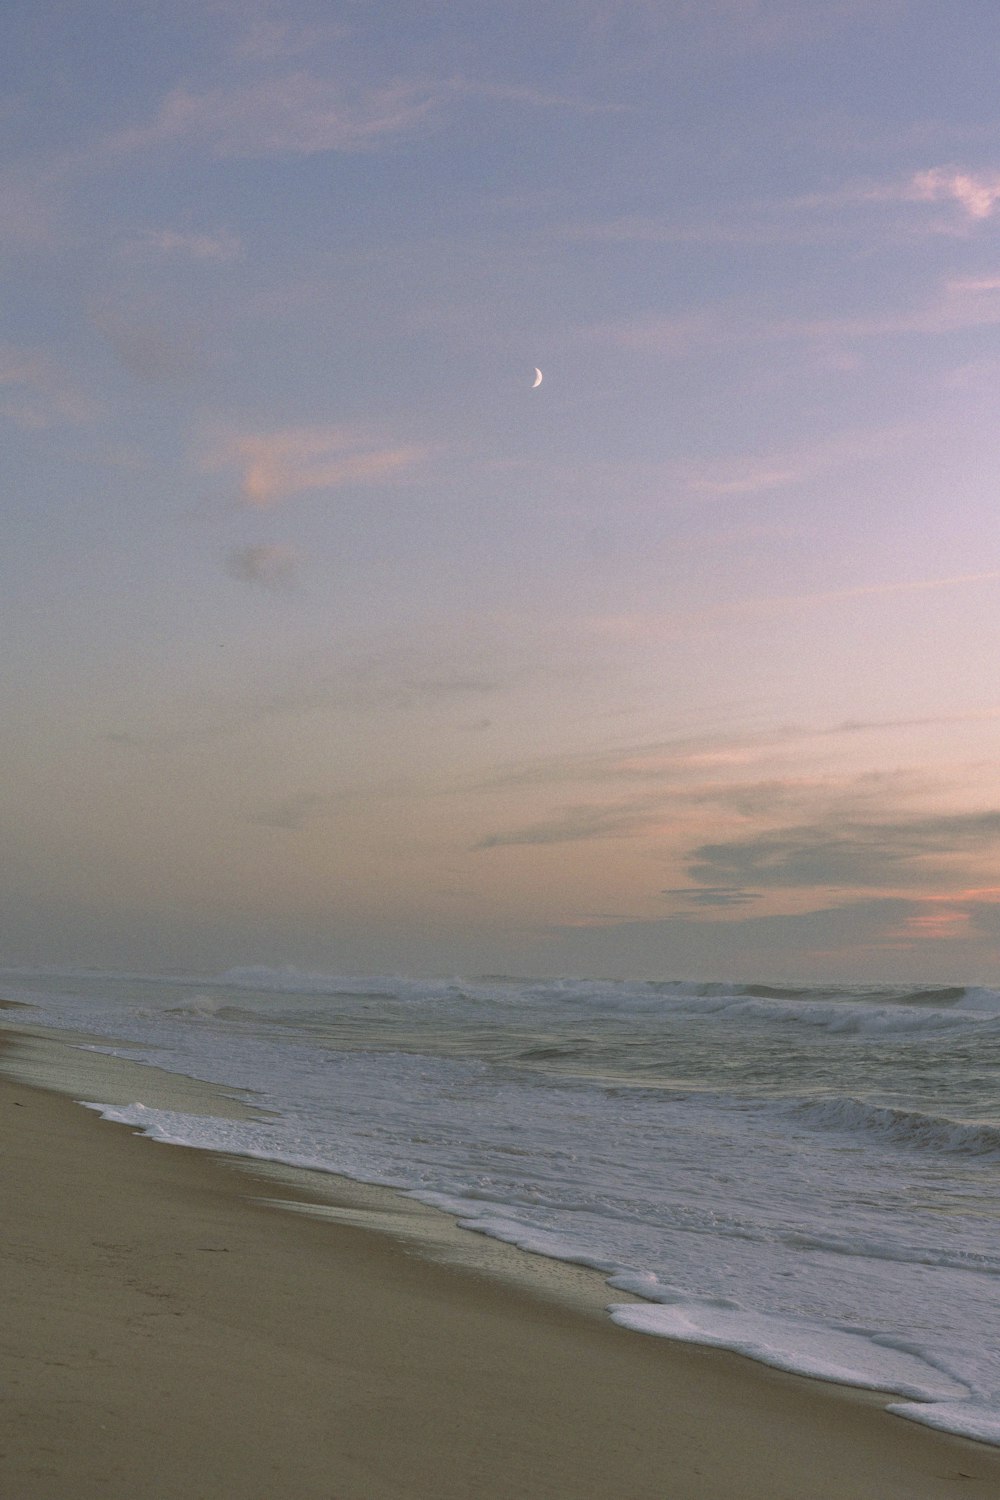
left=3, top=1066, right=998, bottom=1500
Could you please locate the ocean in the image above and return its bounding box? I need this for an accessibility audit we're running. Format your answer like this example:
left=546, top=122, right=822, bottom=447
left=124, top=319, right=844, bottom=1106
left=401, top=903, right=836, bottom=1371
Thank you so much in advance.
left=2, top=966, right=999, bottom=1446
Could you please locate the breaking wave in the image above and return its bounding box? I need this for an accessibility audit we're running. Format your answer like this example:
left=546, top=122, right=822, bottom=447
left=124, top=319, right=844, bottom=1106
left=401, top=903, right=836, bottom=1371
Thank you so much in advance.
left=786, top=1094, right=1000, bottom=1158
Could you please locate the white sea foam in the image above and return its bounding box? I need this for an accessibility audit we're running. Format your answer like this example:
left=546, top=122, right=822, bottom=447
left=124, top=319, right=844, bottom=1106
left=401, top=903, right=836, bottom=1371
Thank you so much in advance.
left=607, top=1288, right=966, bottom=1401
left=4, top=966, right=1000, bottom=1447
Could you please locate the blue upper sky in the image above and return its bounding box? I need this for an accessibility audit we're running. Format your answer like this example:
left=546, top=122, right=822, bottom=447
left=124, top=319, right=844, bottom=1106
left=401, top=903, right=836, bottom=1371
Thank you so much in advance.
left=5, top=0, right=1000, bottom=980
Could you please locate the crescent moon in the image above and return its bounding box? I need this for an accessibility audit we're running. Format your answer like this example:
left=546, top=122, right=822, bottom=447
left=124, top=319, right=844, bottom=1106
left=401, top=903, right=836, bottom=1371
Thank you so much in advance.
left=532, top=367, right=543, bottom=388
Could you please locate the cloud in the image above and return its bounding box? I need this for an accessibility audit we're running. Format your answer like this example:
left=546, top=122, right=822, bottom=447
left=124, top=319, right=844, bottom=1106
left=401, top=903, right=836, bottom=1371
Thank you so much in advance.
left=566, top=161, right=1000, bottom=255
left=686, top=810, right=1000, bottom=892
left=473, top=755, right=948, bottom=862
left=905, top=167, right=1000, bottom=221
left=479, top=721, right=947, bottom=798
left=675, top=425, right=907, bottom=499
left=790, top=275, right=1000, bottom=340
left=229, top=15, right=350, bottom=64
left=111, top=74, right=441, bottom=159
left=0, top=168, right=58, bottom=249
left=121, top=635, right=510, bottom=751
left=557, top=896, right=922, bottom=979
left=91, top=306, right=204, bottom=384
left=740, top=567, right=1000, bottom=617
left=661, top=885, right=762, bottom=908
left=476, top=797, right=662, bottom=849
left=966, top=900, right=1000, bottom=938
left=565, top=211, right=835, bottom=249
left=443, top=74, right=626, bottom=114
left=686, top=0, right=901, bottom=48
left=206, top=425, right=430, bottom=507
left=331, top=656, right=501, bottom=712
left=124, top=227, right=244, bottom=262
left=0, top=342, right=100, bottom=427
left=250, top=792, right=328, bottom=830
left=586, top=270, right=1000, bottom=360
left=225, top=543, right=300, bottom=591
left=577, top=0, right=900, bottom=60
left=585, top=309, right=721, bottom=355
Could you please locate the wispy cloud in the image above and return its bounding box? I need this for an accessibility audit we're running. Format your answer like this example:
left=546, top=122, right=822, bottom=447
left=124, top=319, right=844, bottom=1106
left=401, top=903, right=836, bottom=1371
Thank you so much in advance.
left=479, top=723, right=948, bottom=796
left=123, top=227, right=244, bottom=262
left=563, top=211, right=832, bottom=249
left=443, top=74, right=626, bottom=114
left=565, top=161, right=1000, bottom=253
left=578, top=0, right=900, bottom=61
left=683, top=0, right=902, bottom=49
left=475, top=798, right=661, bottom=850
left=250, top=792, right=330, bottom=830
left=789, top=275, right=1000, bottom=340
left=108, top=74, right=442, bottom=159
left=0, top=342, right=100, bottom=427
left=206, top=425, right=431, bottom=507
left=229, top=14, right=350, bottom=65
left=0, top=168, right=58, bottom=249
left=114, top=636, right=510, bottom=751
left=225, top=543, right=300, bottom=591
left=675, top=425, right=908, bottom=499
left=740, top=567, right=1000, bottom=616
left=584, top=309, right=722, bottom=355
left=587, top=271, right=1000, bottom=360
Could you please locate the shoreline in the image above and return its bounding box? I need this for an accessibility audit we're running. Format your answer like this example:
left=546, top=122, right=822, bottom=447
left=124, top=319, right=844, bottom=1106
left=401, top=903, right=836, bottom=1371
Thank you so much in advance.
left=3, top=1031, right=1000, bottom=1497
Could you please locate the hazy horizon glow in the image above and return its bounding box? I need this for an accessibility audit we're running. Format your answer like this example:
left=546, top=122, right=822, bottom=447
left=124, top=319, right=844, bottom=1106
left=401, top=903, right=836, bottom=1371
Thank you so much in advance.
left=5, top=1, right=1000, bottom=981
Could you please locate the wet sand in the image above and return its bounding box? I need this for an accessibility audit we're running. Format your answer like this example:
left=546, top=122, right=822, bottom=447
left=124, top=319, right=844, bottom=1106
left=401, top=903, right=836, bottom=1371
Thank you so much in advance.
left=2, top=1041, right=999, bottom=1499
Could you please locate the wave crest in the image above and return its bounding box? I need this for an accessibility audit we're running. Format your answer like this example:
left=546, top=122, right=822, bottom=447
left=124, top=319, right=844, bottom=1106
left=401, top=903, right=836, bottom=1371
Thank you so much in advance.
left=787, top=1095, right=1000, bottom=1158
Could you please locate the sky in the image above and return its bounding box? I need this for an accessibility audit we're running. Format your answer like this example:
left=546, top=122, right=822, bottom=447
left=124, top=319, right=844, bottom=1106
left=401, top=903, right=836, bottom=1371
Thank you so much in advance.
left=5, top=0, right=1000, bottom=982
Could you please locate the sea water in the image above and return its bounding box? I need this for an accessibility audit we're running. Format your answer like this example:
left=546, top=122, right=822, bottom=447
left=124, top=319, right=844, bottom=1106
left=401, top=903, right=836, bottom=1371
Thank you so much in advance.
left=2, top=967, right=999, bottom=1445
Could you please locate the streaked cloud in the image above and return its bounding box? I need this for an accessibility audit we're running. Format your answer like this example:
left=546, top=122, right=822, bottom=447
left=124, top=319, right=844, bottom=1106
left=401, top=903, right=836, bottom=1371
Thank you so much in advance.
left=587, top=273, right=1000, bottom=359
left=689, top=0, right=902, bottom=48
left=110, top=74, right=442, bottom=159
left=479, top=717, right=968, bottom=797
left=661, top=885, right=763, bottom=908
left=443, top=74, right=626, bottom=114
left=475, top=798, right=660, bottom=850
left=676, top=425, right=908, bottom=499
left=686, top=810, right=1000, bottom=892
left=206, top=425, right=431, bottom=507
left=739, top=567, right=1000, bottom=617
left=578, top=0, right=900, bottom=59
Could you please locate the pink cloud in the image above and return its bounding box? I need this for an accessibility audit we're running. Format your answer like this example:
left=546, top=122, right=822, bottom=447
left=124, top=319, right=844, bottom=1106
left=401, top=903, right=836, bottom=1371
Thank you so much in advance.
left=206, top=424, right=430, bottom=507
left=906, top=167, right=1000, bottom=221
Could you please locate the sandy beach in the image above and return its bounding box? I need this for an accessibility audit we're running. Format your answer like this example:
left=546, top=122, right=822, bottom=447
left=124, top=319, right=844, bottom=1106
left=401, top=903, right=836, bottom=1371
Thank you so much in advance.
left=3, top=1036, right=999, bottom=1500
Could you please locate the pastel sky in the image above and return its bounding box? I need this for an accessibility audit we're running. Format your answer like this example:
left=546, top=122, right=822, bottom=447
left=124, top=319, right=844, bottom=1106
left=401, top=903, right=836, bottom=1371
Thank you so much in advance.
left=5, top=0, right=1000, bottom=981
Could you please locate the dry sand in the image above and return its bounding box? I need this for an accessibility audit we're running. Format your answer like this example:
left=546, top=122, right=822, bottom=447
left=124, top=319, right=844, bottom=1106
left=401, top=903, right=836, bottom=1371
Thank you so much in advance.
left=2, top=1038, right=999, bottom=1499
